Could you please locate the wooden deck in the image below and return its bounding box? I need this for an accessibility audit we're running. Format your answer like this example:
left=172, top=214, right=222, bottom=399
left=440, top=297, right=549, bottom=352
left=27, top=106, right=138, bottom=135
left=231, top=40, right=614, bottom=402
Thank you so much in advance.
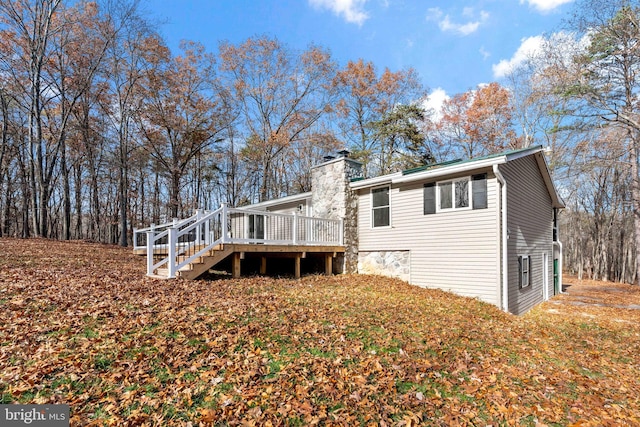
left=150, top=243, right=345, bottom=280
left=138, top=206, right=345, bottom=279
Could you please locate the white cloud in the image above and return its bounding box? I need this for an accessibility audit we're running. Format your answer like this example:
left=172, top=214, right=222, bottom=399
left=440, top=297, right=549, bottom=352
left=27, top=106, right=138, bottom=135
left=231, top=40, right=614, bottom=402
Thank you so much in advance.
left=308, top=0, right=369, bottom=26
left=492, top=35, right=544, bottom=78
left=427, top=7, right=443, bottom=20
left=479, top=46, right=490, bottom=60
left=493, top=31, right=589, bottom=78
left=520, top=0, right=574, bottom=13
left=423, top=88, right=449, bottom=121
left=427, top=7, right=489, bottom=36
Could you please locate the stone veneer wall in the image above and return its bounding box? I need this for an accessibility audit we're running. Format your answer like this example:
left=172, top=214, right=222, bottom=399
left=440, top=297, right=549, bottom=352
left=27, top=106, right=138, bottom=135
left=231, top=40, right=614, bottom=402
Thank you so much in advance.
left=311, top=157, right=362, bottom=273
left=358, top=251, right=411, bottom=282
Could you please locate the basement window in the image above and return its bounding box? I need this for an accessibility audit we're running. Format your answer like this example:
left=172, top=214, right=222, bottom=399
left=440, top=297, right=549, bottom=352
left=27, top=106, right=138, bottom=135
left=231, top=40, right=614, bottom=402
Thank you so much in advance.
left=371, top=186, right=390, bottom=227
left=518, top=255, right=532, bottom=289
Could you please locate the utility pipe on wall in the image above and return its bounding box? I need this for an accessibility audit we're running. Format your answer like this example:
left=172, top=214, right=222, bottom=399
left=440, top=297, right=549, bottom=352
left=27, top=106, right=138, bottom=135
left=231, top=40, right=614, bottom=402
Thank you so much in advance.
left=553, top=240, right=563, bottom=294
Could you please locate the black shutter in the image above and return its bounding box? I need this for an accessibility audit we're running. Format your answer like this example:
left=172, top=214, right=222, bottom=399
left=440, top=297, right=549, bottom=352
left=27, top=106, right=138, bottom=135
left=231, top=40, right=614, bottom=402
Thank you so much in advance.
left=424, top=183, right=436, bottom=214
left=472, top=174, right=487, bottom=209
left=518, top=256, right=523, bottom=289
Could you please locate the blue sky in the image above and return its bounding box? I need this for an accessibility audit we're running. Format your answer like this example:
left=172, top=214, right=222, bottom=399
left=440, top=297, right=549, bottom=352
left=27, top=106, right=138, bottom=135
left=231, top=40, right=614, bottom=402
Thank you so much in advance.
left=146, top=0, right=574, bottom=108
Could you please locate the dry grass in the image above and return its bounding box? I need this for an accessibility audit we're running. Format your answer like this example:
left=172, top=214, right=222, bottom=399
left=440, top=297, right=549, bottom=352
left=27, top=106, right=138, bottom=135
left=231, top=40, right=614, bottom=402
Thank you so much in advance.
left=1, top=238, right=639, bottom=426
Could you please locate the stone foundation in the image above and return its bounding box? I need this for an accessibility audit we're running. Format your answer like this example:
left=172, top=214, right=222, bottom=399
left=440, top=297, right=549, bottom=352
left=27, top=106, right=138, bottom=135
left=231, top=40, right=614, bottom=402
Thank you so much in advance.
left=358, top=250, right=411, bottom=282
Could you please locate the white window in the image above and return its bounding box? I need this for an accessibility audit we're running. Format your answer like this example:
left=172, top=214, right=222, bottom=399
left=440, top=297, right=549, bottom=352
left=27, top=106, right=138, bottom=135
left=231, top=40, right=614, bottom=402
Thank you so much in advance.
left=519, top=255, right=532, bottom=289
left=427, top=174, right=487, bottom=214
left=371, top=186, right=390, bottom=227
left=437, top=178, right=470, bottom=211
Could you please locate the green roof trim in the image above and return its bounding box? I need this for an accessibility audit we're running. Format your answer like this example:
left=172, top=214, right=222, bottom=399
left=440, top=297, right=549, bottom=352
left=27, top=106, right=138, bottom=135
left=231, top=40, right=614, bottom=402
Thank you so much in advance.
left=402, top=158, right=463, bottom=175
left=401, top=145, right=542, bottom=176
left=350, top=177, right=365, bottom=182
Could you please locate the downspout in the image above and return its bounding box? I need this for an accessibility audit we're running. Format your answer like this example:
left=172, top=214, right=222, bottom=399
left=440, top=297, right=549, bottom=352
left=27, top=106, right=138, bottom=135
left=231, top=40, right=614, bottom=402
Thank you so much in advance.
left=493, top=165, right=509, bottom=312
left=553, top=240, right=563, bottom=294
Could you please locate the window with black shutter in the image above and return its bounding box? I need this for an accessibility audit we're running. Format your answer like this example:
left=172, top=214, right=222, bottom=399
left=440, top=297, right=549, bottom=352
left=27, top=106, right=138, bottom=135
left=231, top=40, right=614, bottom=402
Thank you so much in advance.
left=472, top=174, right=487, bottom=209
left=424, top=183, right=436, bottom=214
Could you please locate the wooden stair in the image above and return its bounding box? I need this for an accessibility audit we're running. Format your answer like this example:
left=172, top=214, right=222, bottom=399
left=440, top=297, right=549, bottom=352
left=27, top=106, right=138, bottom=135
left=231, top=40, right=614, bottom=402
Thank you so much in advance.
left=155, top=244, right=234, bottom=280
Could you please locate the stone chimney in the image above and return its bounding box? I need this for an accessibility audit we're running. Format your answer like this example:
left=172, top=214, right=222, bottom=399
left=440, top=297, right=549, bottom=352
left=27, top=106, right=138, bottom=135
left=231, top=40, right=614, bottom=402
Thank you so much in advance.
left=311, top=151, right=362, bottom=273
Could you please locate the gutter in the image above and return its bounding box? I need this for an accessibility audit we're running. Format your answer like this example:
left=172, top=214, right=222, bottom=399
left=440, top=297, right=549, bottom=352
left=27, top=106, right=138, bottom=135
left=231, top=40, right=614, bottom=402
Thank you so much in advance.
left=493, top=164, right=509, bottom=312
left=553, top=240, right=563, bottom=294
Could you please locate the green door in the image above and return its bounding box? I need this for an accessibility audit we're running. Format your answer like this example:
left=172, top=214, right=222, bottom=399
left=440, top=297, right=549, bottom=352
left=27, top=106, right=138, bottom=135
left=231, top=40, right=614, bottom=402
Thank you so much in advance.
left=553, top=258, right=559, bottom=294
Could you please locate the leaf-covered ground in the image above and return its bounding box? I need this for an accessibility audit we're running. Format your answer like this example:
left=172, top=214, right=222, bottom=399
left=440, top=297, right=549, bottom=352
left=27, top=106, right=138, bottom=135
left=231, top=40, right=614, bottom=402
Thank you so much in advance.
left=1, top=239, right=639, bottom=426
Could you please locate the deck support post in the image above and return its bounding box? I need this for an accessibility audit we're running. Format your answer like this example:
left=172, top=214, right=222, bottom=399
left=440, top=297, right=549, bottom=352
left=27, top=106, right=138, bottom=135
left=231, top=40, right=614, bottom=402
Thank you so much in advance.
left=324, top=254, right=333, bottom=275
left=260, top=256, right=267, bottom=275
left=232, top=252, right=241, bottom=278
left=294, top=255, right=301, bottom=279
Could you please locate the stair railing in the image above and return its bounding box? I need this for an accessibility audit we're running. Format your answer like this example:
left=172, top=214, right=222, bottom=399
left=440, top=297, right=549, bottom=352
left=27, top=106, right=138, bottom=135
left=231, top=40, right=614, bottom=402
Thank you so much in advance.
left=146, top=206, right=225, bottom=278
left=134, top=213, right=200, bottom=252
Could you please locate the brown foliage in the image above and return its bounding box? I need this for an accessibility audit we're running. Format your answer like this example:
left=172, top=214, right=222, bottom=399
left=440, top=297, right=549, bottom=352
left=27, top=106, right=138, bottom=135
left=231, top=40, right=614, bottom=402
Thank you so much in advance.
left=438, top=83, right=517, bottom=159
left=1, top=239, right=639, bottom=425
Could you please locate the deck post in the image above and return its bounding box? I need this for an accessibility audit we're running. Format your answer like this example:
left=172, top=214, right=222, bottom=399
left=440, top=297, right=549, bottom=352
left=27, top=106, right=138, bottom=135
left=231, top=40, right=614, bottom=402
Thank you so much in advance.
left=324, top=254, right=332, bottom=275
left=339, top=219, right=344, bottom=246
left=294, top=255, right=301, bottom=279
left=168, top=227, right=177, bottom=278
left=260, top=256, right=267, bottom=275
left=292, top=212, right=298, bottom=245
left=195, top=209, right=202, bottom=246
left=204, top=213, right=210, bottom=245
left=146, top=231, right=155, bottom=275
left=232, top=252, right=241, bottom=278
left=221, top=203, right=228, bottom=244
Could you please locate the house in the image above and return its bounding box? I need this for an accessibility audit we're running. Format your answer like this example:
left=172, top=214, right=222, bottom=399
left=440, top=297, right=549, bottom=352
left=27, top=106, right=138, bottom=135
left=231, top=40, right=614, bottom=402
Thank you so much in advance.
left=136, top=145, right=564, bottom=315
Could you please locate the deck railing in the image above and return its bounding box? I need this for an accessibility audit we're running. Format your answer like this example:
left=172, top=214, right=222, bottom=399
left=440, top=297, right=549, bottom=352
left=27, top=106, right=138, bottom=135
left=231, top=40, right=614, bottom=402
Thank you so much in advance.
left=133, top=213, right=205, bottom=252
left=143, top=204, right=343, bottom=278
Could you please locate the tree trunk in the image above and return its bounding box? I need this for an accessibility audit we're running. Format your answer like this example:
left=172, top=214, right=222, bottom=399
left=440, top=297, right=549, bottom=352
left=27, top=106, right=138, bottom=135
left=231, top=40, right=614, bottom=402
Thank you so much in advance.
left=74, top=163, right=83, bottom=239
left=61, top=135, right=71, bottom=240
left=631, top=136, right=640, bottom=286
left=2, top=171, right=11, bottom=237
left=170, top=171, right=180, bottom=219
left=119, top=159, right=128, bottom=247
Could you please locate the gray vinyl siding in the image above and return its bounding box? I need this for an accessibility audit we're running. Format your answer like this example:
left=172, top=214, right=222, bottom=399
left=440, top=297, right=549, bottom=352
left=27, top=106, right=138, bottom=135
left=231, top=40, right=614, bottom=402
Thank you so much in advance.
left=357, top=170, right=501, bottom=306
left=500, top=156, right=554, bottom=315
